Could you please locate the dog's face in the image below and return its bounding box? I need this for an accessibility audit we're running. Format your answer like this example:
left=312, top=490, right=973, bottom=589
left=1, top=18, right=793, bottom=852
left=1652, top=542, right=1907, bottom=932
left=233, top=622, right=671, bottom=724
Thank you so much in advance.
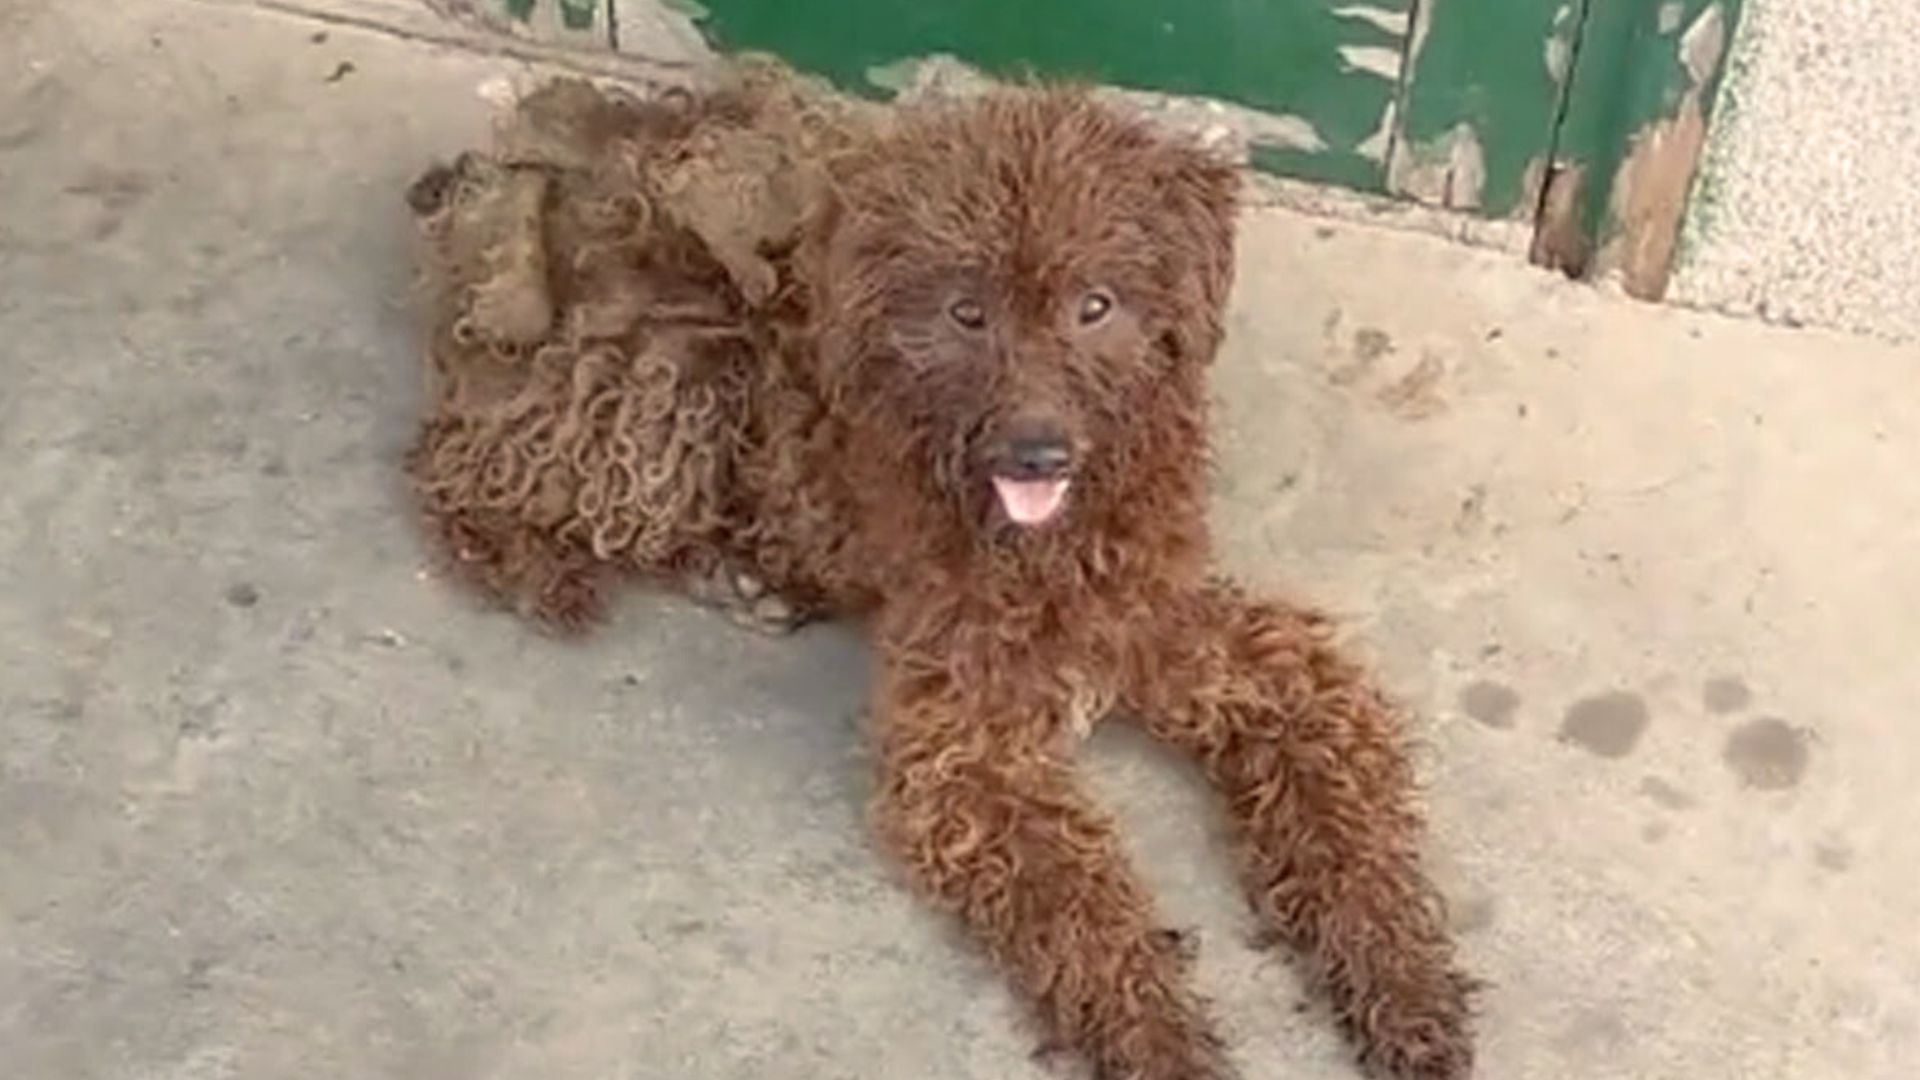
left=812, top=90, right=1238, bottom=539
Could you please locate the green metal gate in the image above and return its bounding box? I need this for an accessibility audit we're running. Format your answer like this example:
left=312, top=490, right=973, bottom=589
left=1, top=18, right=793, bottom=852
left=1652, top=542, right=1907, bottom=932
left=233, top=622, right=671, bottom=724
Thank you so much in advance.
left=465, top=0, right=1742, bottom=301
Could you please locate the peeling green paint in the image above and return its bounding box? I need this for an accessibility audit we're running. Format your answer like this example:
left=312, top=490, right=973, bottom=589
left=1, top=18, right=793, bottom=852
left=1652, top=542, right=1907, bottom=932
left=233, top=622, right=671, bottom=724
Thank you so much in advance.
left=558, top=0, right=598, bottom=31
left=1250, top=141, right=1382, bottom=191
left=1394, top=0, right=1743, bottom=291
left=1678, top=13, right=1758, bottom=259
left=1392, top=0, right=1579, bottom=215
left=494, top=0, right=601, bottom=31
left=455, top=0, right=1744, bottom=295
left=690, top=0, right=1415, bottom=188
left=1553, top=0, right=1741, bottom=258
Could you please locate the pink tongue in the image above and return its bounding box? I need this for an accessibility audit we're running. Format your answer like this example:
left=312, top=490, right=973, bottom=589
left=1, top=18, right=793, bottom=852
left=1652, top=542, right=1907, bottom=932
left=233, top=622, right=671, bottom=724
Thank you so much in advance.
left=992, top=477, right=1070, bottom=525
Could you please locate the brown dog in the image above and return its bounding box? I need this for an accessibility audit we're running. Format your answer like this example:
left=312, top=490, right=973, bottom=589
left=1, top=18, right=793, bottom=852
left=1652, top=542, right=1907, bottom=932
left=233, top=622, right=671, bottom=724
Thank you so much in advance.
left=407, top=71, right=1475, bottom=1079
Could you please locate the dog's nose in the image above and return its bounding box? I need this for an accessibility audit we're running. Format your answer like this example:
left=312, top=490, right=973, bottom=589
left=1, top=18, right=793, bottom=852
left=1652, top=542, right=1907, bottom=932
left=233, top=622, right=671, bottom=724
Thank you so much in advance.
left=1002, top=435, right=1073, bottom=479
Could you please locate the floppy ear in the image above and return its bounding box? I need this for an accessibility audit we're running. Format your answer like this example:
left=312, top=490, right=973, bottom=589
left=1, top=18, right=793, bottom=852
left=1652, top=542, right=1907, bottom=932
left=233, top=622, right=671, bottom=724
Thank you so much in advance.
left=1155, top=145, right=1241, bottom=366
left=799, top=165, right=896, bottom=410
left=799, top=176, right=856, bottom=393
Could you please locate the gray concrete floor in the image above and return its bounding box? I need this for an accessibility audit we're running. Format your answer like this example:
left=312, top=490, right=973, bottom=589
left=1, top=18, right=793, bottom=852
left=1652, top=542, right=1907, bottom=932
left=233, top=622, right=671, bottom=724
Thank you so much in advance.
left=5, top=3, right=1920, bottom=1078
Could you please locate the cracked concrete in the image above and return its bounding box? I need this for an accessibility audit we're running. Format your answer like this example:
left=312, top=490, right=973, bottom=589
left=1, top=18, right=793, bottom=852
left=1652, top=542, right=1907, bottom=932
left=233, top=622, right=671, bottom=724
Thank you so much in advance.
left=4, top=2, right=1919, bottom=1078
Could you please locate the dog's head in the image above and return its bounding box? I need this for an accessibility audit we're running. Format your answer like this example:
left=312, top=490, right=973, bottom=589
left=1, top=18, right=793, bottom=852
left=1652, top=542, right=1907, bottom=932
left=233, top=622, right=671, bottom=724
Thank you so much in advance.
left=809, top=88, right=1238, bottom=540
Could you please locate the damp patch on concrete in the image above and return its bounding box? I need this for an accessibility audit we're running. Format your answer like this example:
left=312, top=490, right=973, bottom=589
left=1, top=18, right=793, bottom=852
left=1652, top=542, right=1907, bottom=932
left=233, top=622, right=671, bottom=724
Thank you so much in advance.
left=1375, top=352, right=1449, bottom=420
left=1813, top=841, right=1854, bottom=873
left=1559, top=691, right=1651, bottom=759
left=1638, top=775, right=1697, bottom=811
left=1448, top=892, right=1498, bottom=934
left=1459, top=680, right=1521, bottom=730
left=1723, top=716, right=1810, bottom=790
left=1702, top=675, right=1752, bottom=714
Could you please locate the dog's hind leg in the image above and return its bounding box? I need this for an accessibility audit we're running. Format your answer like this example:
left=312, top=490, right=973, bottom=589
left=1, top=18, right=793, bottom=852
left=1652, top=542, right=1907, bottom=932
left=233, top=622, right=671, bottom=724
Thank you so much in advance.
left=1126, top=583, right=1476, bottom=1080
left=423, top=504, right=615, bottom=634
left=870, top=661, right=1237, bottom=1080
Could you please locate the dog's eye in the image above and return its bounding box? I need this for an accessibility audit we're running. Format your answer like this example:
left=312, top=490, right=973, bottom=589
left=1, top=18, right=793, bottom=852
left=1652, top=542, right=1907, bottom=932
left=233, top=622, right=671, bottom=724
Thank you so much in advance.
left=948, top=298, right=987, bottom=330
left=1077, top=289, right=1115, bottom=326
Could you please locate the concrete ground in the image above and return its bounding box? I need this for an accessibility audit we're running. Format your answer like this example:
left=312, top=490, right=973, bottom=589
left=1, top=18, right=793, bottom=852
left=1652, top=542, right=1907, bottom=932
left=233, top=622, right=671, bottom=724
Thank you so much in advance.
left=5, top=3, right=1919, bottom=1078
left=1673, top=0, right=1920, bottom=344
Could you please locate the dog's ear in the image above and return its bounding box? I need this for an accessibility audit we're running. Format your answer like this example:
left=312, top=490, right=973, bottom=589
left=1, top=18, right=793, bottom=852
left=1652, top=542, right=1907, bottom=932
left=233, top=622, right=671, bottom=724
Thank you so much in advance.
left=1154, top=145, right=1240, bottom=366
left=800, top=170, right=881, bottom=407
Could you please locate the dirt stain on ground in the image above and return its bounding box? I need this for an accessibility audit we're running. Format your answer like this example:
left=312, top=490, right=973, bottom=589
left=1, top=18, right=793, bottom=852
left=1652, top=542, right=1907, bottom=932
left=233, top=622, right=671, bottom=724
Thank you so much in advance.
left=1723, top=717, right=1810, bottom=790
left=64, top=167, right=152, bottom=211
left=1554, top=1007, right=1629, bottom=1055
left=1559, top=691, right=1650, bottom=759
left=1376, top=352, right=1448, bottom=420
left=1448, top=893, right=1497, bottom=935
left=1702, top=675, right=1752, bottom=714
left=1458, top=679, right=1520, bottom=730
left=1354, top=327, right=1394, bottom=361
left=1331, top=326, right=1393, bottom=386
left=1638, top=775, right=1696, bottom=811
left=1814, top=841, right=1854, bottom=873
left=0, top=73, right=67, bottom=153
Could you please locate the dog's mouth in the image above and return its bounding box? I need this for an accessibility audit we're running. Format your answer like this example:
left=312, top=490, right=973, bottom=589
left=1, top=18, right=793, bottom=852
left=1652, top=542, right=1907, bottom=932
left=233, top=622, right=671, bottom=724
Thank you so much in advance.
left=991, top=475, right=1071, bottom=527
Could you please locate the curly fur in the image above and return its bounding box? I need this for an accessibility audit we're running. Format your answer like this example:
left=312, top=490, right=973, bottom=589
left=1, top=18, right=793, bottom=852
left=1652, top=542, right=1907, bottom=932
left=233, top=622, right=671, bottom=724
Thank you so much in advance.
left=406, top=69, right=1477, bottom=1079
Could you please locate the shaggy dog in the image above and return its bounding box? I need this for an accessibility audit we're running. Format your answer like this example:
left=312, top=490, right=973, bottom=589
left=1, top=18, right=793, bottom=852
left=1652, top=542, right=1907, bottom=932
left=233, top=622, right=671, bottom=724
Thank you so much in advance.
left=406, top=69, right=1475, bottom=1079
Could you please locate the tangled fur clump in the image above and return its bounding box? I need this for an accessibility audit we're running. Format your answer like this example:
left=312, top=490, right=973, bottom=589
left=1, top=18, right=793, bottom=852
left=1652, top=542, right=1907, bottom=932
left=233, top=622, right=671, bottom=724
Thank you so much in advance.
left=407, top=66, right=876, bottom=626
left=405, top=62, right=1478, bottom=1080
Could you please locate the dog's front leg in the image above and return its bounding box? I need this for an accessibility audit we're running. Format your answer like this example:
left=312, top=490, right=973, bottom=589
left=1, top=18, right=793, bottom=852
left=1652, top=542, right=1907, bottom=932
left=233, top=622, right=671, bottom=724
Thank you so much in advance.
left=1127, top=583, right=1476, bottom=1080
left=870, top=654, right=1236, bottom=1080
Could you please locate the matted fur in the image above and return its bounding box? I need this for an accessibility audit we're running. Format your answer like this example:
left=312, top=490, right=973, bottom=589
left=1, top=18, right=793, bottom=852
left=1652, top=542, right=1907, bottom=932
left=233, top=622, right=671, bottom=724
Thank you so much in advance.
left=405, top=67, right=1477, bottom=1079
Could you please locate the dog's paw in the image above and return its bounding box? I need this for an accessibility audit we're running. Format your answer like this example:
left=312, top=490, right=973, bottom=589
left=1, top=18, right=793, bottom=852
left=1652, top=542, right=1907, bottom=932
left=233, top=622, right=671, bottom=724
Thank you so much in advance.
left=683, top=563, right=811, bottom=635
left=1362, top=1037, right=1473, bottom=1080
left=405, top=159, right=459, bottom=217
left=529, top=568, right=609, bottom=636
left=1103, top=1019, right=1242, bottom=1080
left=1350, top=975, right=1476, bottom=1080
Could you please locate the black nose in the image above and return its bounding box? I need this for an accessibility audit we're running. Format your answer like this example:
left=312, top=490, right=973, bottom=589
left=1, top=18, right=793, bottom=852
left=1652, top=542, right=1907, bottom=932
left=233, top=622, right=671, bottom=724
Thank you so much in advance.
left=1002, top=435, right=1073, bottom=479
